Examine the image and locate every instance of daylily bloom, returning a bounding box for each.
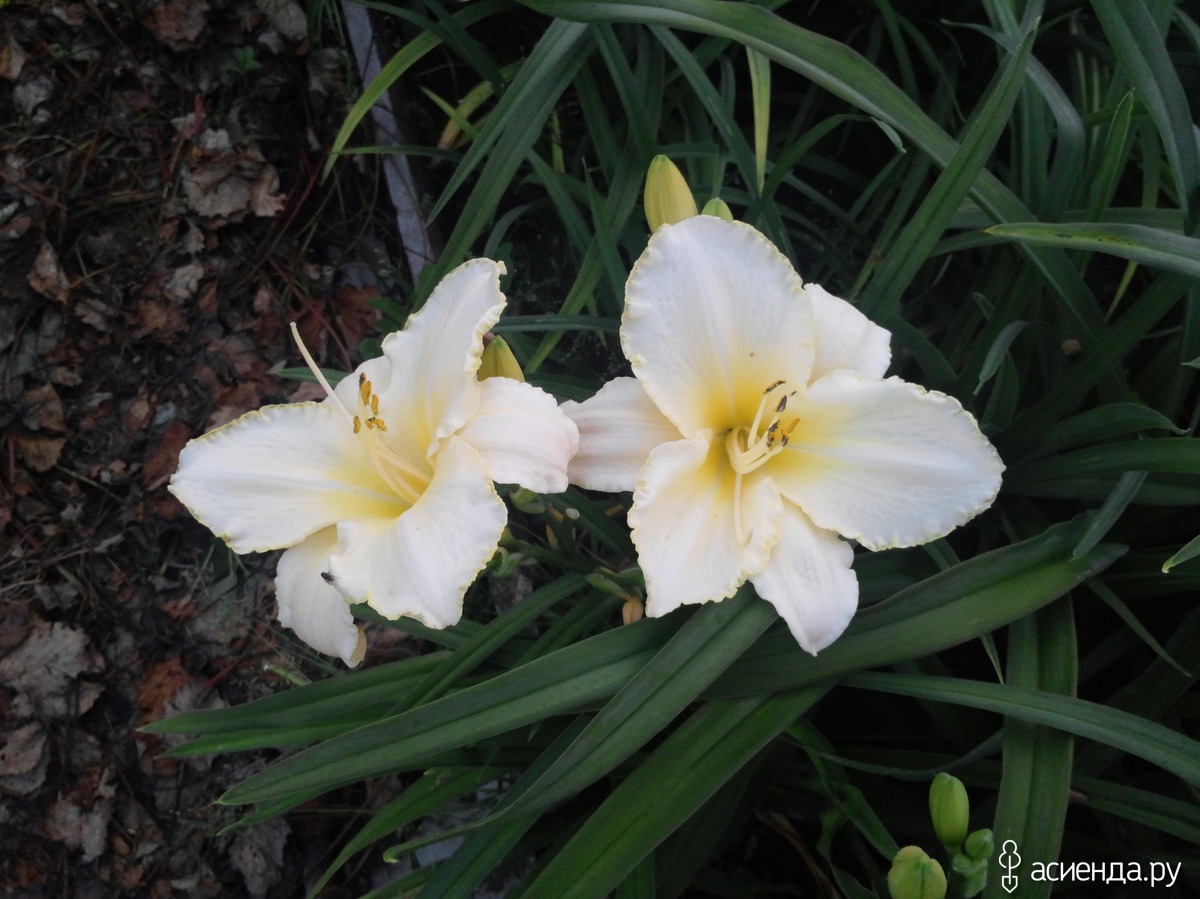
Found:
[563,216,1003,654]
[170,260,579,666]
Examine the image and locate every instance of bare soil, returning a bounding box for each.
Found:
[1,1,414,894]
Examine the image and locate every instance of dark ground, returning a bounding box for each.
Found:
[1,1,424,894]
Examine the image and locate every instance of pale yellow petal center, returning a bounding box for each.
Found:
[291,323,430,507]
[724,378,798,545]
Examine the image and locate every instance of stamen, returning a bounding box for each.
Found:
[728,379,801,546]
[290,322,425,506]
[291,323,355,426]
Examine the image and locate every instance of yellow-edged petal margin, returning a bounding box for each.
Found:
[621,217,816,437]
[772,372,1004,550]
[374,258,507,461]
[275,527,366,667]
[561,377,682,493]
[169,402,408,554]
[630,433,783,617]
[804,283,892,383]
[328,436,507,629]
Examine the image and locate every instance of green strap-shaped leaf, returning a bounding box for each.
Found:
[985,222,1200,279]
[987,599,1077,899]
[521,686,831,898]
[218,616,680,805]
[842,669,1200,788]
[517,0,1104,337]
[709,517,1124,697]
[859,17,1035,317]
[324,0,507,176]
[309,766,508,896]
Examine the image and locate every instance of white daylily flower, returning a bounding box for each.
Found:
[170,259,579,666]
[563,217,1003,655]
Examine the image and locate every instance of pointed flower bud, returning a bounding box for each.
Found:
[621,595,644,625]
[644,155,698,232]
[929,772,970,853]
[888,846,947,899]
[479,334,525,382]
[701,197,733,221]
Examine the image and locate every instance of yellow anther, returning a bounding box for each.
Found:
[373,417,387,432]
[371,394,379,415]
[353,416,362,434]
[359,376,372,406]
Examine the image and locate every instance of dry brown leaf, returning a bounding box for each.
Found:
[182,154,284,221]
[44,766,116,862]
[136,658,195,720]
[130,298,186,337]
[0,722,49,796]
[0,621,104,718]
[257,0,308,42]
[0,37,28,81]
[28,241,70,302]
[141,420,192,489]
[14,434,66,472]
[164,262,206,301]
[336,282,382,345]
[144,0,210,51]
[22,383,66,432]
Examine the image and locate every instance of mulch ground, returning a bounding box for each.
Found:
[1,1,421,894]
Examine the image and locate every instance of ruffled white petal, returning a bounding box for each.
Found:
[805,283,892,382]
[169,403,407,554]
[621,217,815,437]
[458,377,580,493]
[560,377,681,493]
[771,372,1004,550]
[750,503,857,655]
[374,259,507,460]
[327,436,506,628]
[630,434,782,617]
[275,527,366,667]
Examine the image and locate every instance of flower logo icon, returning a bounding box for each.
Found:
[999,839,1021,893]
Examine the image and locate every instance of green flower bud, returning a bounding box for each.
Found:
[478,334,524,382]
[888,846,947,899]
[952,852,989,898]
[644,155,698,232]
[700,197,734,221]
[962,828,993,861]
[929,772,969,852]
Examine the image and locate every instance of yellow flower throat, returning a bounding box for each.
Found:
[290,323,426,506]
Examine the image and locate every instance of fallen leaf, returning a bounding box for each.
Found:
[257,0,308,42]
[144,0,211,51]
[141,420,192,489]
[13,435,66,472]
[336,282,381,345]
[164,262,206,301]
[28,241,70,302]
[0,722,49,796]
[0,621,104,718]
[0,37,28,81]
[44,766,116,862]
[22,383,66,432]
[231,818,289,898]
[136,658,195,720]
